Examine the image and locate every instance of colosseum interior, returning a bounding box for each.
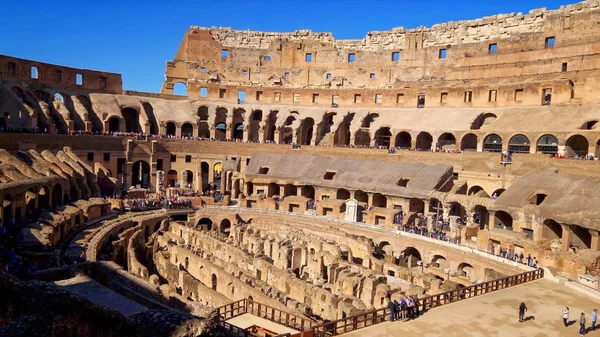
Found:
[2,1,600,336]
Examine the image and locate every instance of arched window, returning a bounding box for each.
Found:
[483,134,502,152]
[536,134,558,154]
[181,123,193,137]
[508,134,530,153]
[166,122,176,136]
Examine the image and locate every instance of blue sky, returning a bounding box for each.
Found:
[2,0,580,93]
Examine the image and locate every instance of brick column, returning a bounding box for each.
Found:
[561,224,572,252]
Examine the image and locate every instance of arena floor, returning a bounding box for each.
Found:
[344,279,600,337]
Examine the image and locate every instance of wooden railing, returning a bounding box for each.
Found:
[296,268,544,337]
[215,298,317,335]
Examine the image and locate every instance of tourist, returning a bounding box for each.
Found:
[563,307,570,327]
[388,299,396,321]
[518,302,528,322]
[399,297,407,320]
[406,297,414,319]
[533,257,538,268]
[580,312,587,336]
[592,309,598,331]
[393,299,400,321]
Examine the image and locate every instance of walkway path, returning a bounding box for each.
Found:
[344,279,600,337]
[226,313,299,335]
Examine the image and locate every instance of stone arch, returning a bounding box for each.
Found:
[315,112,336,145]
[448,202,466,217]
[409,198,425,213]
[336,188,350,200]
[165,122,176,136]
[581,120,599,130]
[372,193,387,208]
[437,133,457,148]
[220,219,231,234]
[173,82,187,96]
[492,189,505,198]
[468,185,486,196]
[470,113,497,130]
[461,133,478,151]
[542,219,562,240]
[108,116,120,133]
[268,183,280,197]
[198,122,210,138]
[474,205,490,229]
[249,110,263,142]
[483,134,502,152]
[494,210,513,229]
[354,190,368,204]
[281,115,296,144]
[167,170,178,187]
[394,132,412,149]
[374,127,392,148]
[572,225,592,249]
[430,255,447,269]
[52,184,63,206]
[297,118,315,145]
[196,218,213,230]
[181,123,194,137]
[565,134,589,156]
[264,110,278,142]
[283,184,297,197]
[211,273,217,290]
[121,107,142,133]
[132,160,151,188]
[197,106,209,121]
[233,123,244,140]
[141,102,159,135]
[508,134,530,153]
[416,132,433,150]
[301,185,315,200]
[38,186,50,209]
[457,262,474,278]
[361,113,379,128]
[354,130,371,147]
[333,113,354,146]
[401,247,422,267]
[215,107,228,140]
[536,134,559,154]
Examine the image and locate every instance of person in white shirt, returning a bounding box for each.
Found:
[563,307,570,327]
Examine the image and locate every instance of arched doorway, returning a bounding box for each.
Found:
[197,218,212,230]
[542,219,562,241]
[173,82,187,96]
[536,134,558,154]
[336,189,350,200]
[181,170,194,189]
[201,162,209,191]
[372,193,387,208]
[374,127,392,148]
[416,132,433,151]
[220,219,231,234]
[494,211,513,230]
[461,133,478,151]
[301,185,315,200]
[457,263,474,278]
[508,134,530,153]
[473,205,490,230]
[215,122,227,140]
[566,134,589,157]
[132,161,151,188]
[483,134,502,152]
[233,123,244,140]
[268,183,280,197]
[394,132,411,149]
[167,170,178,187]
[38,187,50,210]
[213,163,222,191]
[121,108,142,133]
[181,123,194,137]
[354,130,371,147]
[52,184,63,206]
[298,118,315,145]
[354,190,368,204]
[283,184,297,197]
[108,117,120,133]
[249,110,262,142]
[437,133,456,149]
[166,122,176,136]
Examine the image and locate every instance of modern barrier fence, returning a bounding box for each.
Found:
[216,268,543,337]
[215,298,317,336]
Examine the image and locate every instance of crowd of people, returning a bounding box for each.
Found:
[123,194,193,211]
[388,296,421,322]
[491,245,539,267]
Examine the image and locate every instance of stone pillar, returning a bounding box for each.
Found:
[258,128,265,142]
[561,224,572,252]
[410,138,416,150]
[588,142,596,157]
[85,121,93,132]
[242,130,249,142]
[273,130,280,144]
[209,127,215,140]
[176,124,182,138]
[310,129,318,146]
[125,162,133,190]
[590,229,600,251]
[208,163,214,184]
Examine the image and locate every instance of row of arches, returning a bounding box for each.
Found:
[2,183,65,223]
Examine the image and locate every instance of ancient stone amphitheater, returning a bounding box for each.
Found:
[2,1,600,336]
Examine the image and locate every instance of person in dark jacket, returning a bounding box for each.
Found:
[388,300,396,321]
[519,302,528,322]
[393,300,401,321]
